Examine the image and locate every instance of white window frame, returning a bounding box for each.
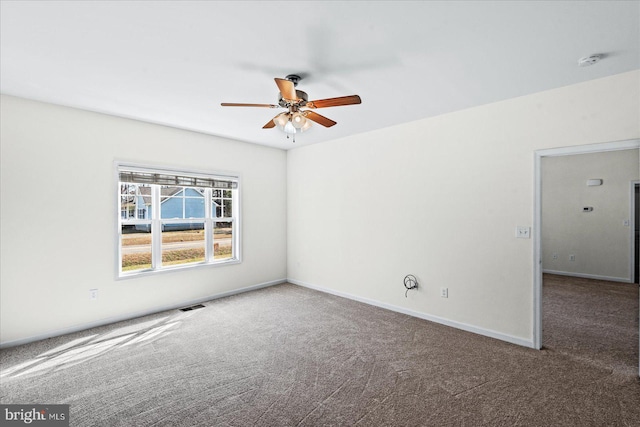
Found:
[116,162,241,279]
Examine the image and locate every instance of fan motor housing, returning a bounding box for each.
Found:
[278,90,308,108]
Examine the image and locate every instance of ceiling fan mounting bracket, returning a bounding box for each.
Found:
[285,74,301,87]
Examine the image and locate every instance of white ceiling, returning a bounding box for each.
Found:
[1,1,638,150]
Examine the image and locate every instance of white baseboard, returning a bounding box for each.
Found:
[543,269,632,283]
[0,278,286,349]
[288,278,535,349]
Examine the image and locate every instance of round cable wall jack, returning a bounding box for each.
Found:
[404,275,418,298]
[578,55,601,67]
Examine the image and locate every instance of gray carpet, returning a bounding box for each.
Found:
[1,278,639,426]
[543,274,639,378]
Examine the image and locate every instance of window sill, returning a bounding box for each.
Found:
[117,257,241,281]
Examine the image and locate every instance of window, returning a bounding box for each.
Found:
[118,165,240,277]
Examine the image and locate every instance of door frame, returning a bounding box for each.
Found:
[533,139,640,352]
[630,180,639,284]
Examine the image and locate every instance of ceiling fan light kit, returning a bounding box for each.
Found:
[221,74,361,143]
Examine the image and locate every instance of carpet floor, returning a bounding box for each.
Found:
[1,276,639,426]
[542,274,639,378]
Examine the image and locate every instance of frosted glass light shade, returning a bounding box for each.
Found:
[300,120,312,132]
[283,121,296,134]
[273,113,289,128]
[292,112,307,129]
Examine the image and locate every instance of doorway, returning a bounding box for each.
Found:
[533,139,640,377]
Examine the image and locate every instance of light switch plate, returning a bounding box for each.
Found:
[516,226,530,239]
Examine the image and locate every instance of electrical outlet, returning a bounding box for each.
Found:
[552,253,558,260]
[569,255,575,262]
[440,287,448,298]
[89,289,98,300]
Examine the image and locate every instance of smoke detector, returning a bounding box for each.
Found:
[578,55,601,67]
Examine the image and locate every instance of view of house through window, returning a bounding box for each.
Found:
[118,166,239,276]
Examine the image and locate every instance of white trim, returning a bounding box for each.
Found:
[0,278,286,349]
[151,184,161,269]
[533,139,640,352]
[289,279,535,349]
[542,270,632,283]
[630,180,639,284]
[533,152,543,349]
[205,188,213,262]
[115,163,122,280]
[535,139,640,157]
[117,255,241,281]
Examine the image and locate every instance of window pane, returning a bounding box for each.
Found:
[161,225,205,266]
[161,186,205,219]
[212,198,222,218]
[213,221,233,260]
[121,225,152,272]
[120,183,151,220]
[185,195,205,218]
[212,191,233,218]
[223,199,233,218]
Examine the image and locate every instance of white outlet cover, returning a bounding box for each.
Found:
[516,226,530,239]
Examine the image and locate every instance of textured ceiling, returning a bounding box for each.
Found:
[1,1,638,149]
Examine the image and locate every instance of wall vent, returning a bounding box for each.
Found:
[179,304,205,312]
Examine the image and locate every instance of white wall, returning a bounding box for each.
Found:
[287,71,640,346]
[2,71,639,348]
[542,149,639,282]
[0,95,287,346]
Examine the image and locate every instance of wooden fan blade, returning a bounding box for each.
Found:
[274,78,298,101]
[262,116,278,129]
[221,103,279,108]
[304,111,337,127]
[306,95,361,109]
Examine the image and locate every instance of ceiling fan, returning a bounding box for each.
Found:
[221,74,361,142]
